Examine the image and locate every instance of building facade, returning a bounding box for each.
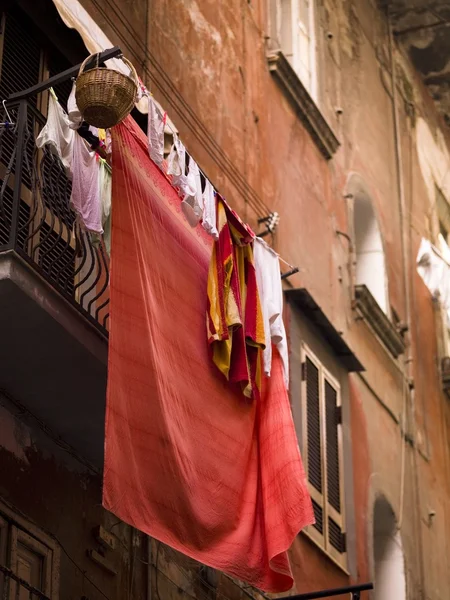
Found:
[0,0,449,598]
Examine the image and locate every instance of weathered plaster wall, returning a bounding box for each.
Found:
[2,0,450,597]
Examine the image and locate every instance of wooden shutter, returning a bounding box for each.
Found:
[301,345,346,566]
[306,356,322,493]
[0,8,77,296]
[302,351,325,545]
[47,52,72,111]
[0,10,43,103]
[324,377,346,560]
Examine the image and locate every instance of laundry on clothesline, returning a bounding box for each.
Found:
[33,69,312,592]
[254,237,289,389]
[36,89,74,176]
[206,195,265,400]
[417,236,450,324]
[104,117,314,592]
[147,94,166,168]
[36,88,110,236]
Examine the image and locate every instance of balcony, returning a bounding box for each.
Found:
[0,99,108,468]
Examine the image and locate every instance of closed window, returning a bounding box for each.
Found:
[301,344,347,566]
[0,507,58,599]
[277,0,317,99]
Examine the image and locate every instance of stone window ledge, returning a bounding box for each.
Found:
[267,50,340,160]
[354,285,406,359]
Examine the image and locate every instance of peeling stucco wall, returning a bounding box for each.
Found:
[1,0,450,598]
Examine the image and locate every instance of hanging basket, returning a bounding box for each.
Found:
[75,53,138,129]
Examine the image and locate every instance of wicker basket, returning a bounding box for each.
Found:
[75,54,138,129]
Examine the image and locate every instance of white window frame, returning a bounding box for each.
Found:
[300,343,347,569]
[277,0,318,100]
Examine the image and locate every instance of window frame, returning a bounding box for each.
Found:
[10,526,53,597]
[278,0,318,101]
[300,342,347,569]
[0,501,59,600]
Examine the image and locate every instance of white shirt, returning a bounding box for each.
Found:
[254,237,289,389]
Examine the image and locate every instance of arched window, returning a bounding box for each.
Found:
[347,174,389,315]
[373,497,406,600]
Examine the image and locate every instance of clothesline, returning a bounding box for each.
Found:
[142,88,300,279]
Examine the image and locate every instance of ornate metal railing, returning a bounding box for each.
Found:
[0,99,109,335]
[0,564,51,600]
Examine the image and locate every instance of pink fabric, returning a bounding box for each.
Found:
[103,117,314,592]
[70,134,102,233]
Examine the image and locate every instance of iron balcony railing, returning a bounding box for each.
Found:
[0,99,109,336]
[0,564,50,600]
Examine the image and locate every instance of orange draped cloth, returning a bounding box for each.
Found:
[103,117,314,592]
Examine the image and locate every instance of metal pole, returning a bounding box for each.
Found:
[278,582,373,600]
[7,46,122,102]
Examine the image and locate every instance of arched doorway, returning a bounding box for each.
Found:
[373,497,406,600]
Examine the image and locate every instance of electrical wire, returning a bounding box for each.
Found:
[59,539,111,600]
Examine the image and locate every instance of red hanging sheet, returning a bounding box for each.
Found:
[103,117,314,592]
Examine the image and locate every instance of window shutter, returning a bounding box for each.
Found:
[305,357,322,493]
[48,52,72,111]
[324,377,346,556]
[301,345,347,566]
[311,499,323,534]
[325,379,340,513]
[0,11,42,103]
[328,517,346,553]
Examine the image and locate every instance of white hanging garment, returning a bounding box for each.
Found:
[67,82,83,130]
[71,135,102,233]
[147,95,165,168]
[417,237,450,325]
[254,237,289,389]
[202,179,219,240]
[99,159,112,255]
[181,159,203,227]
[167,136,196,197]
[36,90,74,175]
